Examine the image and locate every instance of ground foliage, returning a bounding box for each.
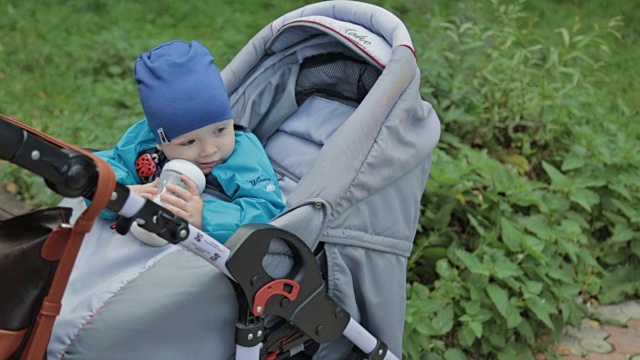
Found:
[0,0,638,358]
[402,0,640,358]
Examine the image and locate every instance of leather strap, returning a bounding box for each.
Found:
[0,114,116,360]
[0,329,27,359]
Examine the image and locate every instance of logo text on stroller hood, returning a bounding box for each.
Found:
[343,27,372,46]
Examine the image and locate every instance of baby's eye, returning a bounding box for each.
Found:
[179,139,196,146]
[215,127,227,134]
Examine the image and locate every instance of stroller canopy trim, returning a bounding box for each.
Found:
[268,16,393,69]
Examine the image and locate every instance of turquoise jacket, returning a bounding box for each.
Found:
[94,119,285,243]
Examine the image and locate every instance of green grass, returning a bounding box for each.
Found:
[1,0,636,151]
[0,0,316,146]
[522,0,639,117]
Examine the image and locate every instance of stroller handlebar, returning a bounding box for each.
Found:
[0,117,26,161]
[0,120,98,199]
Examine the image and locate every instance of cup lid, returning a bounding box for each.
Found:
[162,159,206,193]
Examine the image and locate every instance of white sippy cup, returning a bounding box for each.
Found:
[130,159,206,247]
[152,159,206,205]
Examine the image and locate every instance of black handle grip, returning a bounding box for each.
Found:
[0,120,27,161]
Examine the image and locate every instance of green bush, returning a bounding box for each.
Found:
[405,0,639,358]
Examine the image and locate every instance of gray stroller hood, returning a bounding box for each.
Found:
[47,2,440,359]
[223,1,441,357]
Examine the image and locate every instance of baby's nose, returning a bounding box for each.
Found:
[200,141,217,156]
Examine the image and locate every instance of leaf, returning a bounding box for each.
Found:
[559,240,580,263]
[599,265,640,303]
[525,297,556,329]
[436,259,457,280]
[541,192,572,213]
[566,299,585,327]
[559,283,582,298]
[600,248,629,266]
[417,298,448,317]
[561,148,587,171]
[431,200,456,229]
[486,283,521,328]
[572,178,607,189]
[547,267,574,284]
[487,283,509,318]
[460,41,486,51]
[499,153,530,174]
[432,303,454,335]
[569,188,600,212]
[608,183,632,200]
[631,239,640,259]
[564,211,590,229]
[559,218,584,236]
[407,282,430,300]
[521,235,547,262]
[555,27,571,47]
[467,214,486,237]
[457,323,477,348]
[463,300,481,315]
[611,198,640,223]
[524,281,543,295]
[542,161,569,189]
[492,258,524,279]
[516,320,535,345]
[468,321,483,339]
[454,250,490,276]
[603,211,628,226]
[500,217,523,251]
[506,305,523,329]
[578,248,601,268]
[415,319,442,337]
[523,215,553,240]
[444,348,468,360]
[498,343,535,360]
[610,223,634,243]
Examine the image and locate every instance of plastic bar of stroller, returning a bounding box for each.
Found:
[344,318,398,360]
[235,345,262,359]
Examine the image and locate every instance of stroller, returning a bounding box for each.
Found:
[0,1,440,359]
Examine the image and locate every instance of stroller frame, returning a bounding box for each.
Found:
[0,115,397,359]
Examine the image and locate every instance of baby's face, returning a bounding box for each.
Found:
[157,119,235,174]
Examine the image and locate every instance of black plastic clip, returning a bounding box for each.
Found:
[235,319,265,348]
[365,339,388,360]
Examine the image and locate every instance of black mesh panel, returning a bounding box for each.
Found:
[295,53,382,108]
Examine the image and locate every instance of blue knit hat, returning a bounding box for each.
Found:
[134,40,233,144]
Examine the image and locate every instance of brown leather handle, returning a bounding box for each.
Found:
[0,113,117,360]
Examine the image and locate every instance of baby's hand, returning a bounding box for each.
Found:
[127,179,159,200]
[161,175,204,230]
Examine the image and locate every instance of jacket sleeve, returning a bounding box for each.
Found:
[92,119,157,220]
[202,132,285,243]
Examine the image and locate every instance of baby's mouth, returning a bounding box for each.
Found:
[197,161,218,169]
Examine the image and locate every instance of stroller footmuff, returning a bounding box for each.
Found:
[42,1,440,359]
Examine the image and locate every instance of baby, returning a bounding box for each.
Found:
[95,40,285,243]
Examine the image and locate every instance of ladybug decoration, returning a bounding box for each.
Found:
[135,153,158,180]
